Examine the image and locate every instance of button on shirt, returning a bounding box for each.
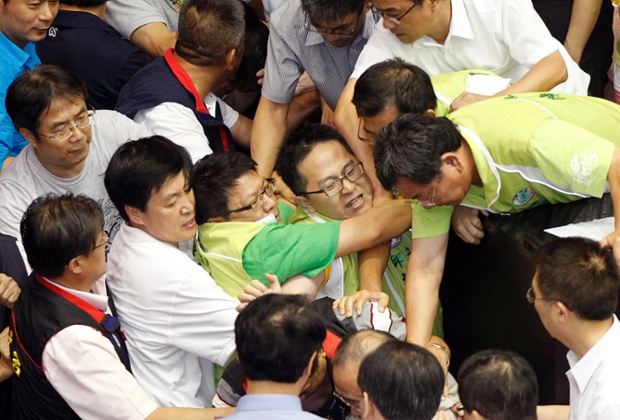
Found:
[262,0,376,110]
[566,315,620,419]
[0,34,40,164]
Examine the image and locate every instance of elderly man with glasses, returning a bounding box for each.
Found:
[0,65,147,262]
[251,0,377,181]
[192,150,412,300]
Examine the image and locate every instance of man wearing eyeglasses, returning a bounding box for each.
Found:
[251,0,376,181]
[333,0,590,196]
[193,151,412,301]
[532,237,620,420]
[0,65,148,262]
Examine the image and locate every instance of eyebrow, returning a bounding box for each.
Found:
[48,107,87,131]
[316,160,356,185]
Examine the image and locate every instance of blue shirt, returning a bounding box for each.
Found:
[0,33,40,164]
[226,394,323,419]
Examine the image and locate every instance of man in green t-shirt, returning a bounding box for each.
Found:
[373,94,620,348]
[192,152,411,301]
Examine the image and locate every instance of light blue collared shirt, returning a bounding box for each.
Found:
[226,394,324,419]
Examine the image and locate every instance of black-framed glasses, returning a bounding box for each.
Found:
[357,118,375,145]
[301,162,364,197]
[304,3,365,36]
[418,183,437,207]
[372,1,417,25]
[38,109,95,142]
[332,390,352,408]
[229,178,276,214]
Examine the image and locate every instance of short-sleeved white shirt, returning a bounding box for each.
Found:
[106,224,238,407]
[352,0,589,95]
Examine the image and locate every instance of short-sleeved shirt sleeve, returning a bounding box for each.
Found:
[410,203,454,239]
[243,221,341,285]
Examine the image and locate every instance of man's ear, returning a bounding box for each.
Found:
[298,197,316,214]
[362,391,380,419]
[19,128,38,147]
[423,108,436,118]
[441,152,464,173]
[363,0,372,12]
[225,48,239,72]
[66,256,84,275]
[125,206,144,227]
[468,409,488,420]
[302,350,319,379]
[554,301,573,324]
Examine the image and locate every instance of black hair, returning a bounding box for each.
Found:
[59,0,106,6]
[353,58,437,117]
[358,341,444,420]
[176,0,245,67]
[276,123,352,196]
[458,349,538,420]
[104,136,194,223]
[235,294,326,383]
[6,65,88,137]
[193,152,257,223]
[374,114,462,190]
[21,193,104,279]
[301,0,366,25]
[535,237,620,320]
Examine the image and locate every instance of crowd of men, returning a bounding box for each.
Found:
[0,0,619,418]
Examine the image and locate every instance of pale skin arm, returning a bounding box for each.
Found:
[406,233,449,346]
[450,50,568,111]
[564,0,603,64]
[536,405,570,420]
[251,96,289,178]
[229,114,253,149]
[601,148,620,247]
[336,199,411,258]
[0,273,20,309]
[334,78,391,202]
[0,327,12,382]
[146,407,235,419]
[130,22,177,58]
[358,242,390,293]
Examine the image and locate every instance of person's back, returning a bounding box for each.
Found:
[37,0,151,109]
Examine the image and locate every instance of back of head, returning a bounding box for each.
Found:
[301,0,366,24]
[358,341,444,420]
[333,330,396,371]
[374,114,462,191]
[193,152,257,223]
[353,58,437,118]
[104,136,193,223]
[59,0,106,6]
[234,294,326,383]
[458,349,538,420]
[535,237,620,320]
[6,65,88,136]
[276,123,351,196]
[176,0,245,66]
[21,193,104,279]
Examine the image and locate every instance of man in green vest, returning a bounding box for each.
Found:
[373,92,620,350]
[192,151,412,300]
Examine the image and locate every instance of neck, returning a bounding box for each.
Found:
[459,140,481,186]
[52,275,93,293]
[172,51,227,99]
[59,4,106,19]
[429,0,451,44]
[564,317,614,360]
[36,154,85,179]
[245,379,305,397]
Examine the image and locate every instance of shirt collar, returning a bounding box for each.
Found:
[304,10,376,47]
[51,9,108,29]
[236,394,304,412]
[40,276,109,312]
[566,315,620,394]
[0,31,40,69]
[446,0,474,41]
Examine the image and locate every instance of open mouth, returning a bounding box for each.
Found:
[346,194,364,208]
[183,218,196,228]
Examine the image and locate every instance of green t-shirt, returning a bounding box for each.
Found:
[412,93,620,239]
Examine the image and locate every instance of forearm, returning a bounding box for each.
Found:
[495,51,568,95]
[606,148,620,244]
[147,407,235,420]
[406,235,448,345]
[251,96,289,178]
[337,199,411,257]
[130,23,177,58]
[1,156,14,173]
[358,242,390,293]
[536,405,570,420]
[564,0,603,63]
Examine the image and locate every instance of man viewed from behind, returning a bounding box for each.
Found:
[533,237,620,419]
[457,349,538,420]
[226,293,326,419]
[357,341,444,420]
